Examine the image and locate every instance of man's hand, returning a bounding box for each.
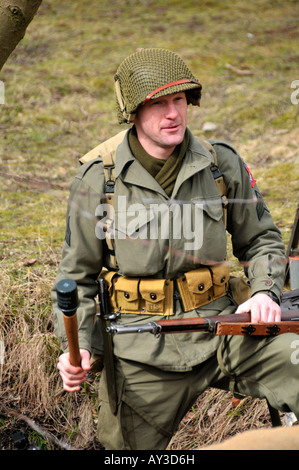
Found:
[57,349,91,392]
[235,293,281,323]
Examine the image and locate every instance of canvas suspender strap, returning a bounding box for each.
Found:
[203,139,228,229]
[80,132,228,268]
[80,131,127,269]
[101,149,118,269]
[79,130,127,165]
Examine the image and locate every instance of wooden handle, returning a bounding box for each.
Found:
[56,279,81,367]
[63,313,81,367]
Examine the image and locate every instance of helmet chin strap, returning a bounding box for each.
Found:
[114,78,136,123]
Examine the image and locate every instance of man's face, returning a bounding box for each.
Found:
[133,92,188,159]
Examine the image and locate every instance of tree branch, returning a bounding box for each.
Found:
[0,0,42,71]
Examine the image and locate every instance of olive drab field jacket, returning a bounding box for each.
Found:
[52,128,286,371]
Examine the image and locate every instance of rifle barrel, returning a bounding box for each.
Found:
[107,321,163,335]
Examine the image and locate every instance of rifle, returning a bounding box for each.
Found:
[107,309,299,338]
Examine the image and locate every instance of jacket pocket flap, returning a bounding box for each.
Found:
[211,264,230,285]
[115,206,155,238]
[185,268,213,294]
[114,276,140,301]
[139,279,166,303]
[192,197,223,222]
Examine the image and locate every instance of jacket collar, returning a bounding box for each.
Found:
[115,128,213,198]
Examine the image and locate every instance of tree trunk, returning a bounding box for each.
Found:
[0,0,42,71]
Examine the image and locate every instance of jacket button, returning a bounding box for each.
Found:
[150,293,157,300]
[124,292,130,299]
[198,283,205,291]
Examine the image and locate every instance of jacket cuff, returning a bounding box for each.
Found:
[251,290,281,305]
[250,276,282,303]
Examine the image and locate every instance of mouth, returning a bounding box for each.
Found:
[161,124,181,132]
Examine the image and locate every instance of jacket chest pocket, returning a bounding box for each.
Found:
[114,202,165,276]
[189,196,227,259]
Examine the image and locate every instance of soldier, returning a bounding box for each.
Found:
[52,48,299,450]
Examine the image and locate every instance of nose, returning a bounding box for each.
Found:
[165,102,179,119]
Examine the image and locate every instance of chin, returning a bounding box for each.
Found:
[165,135,184,147]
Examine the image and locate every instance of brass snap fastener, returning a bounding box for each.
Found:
[150,293,157,300]
[124,292,130,299]
[198,283,204,291]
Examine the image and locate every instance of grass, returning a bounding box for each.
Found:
[0,0,298,450]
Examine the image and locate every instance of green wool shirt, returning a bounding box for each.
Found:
[128,126,189,197]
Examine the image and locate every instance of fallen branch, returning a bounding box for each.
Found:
[226,63,253,75]
[0,403,77,450]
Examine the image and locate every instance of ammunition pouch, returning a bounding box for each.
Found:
[228,276,251,305]
[101,264,230,315]
[177,264,230,312]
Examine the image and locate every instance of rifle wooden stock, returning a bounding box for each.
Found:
[155,309,299,336]
[216,321,299,336]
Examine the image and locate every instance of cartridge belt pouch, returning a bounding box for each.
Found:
[176,264,230,312]
[101,264,230,315]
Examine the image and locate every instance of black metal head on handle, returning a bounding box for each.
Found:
[56,279,79,316]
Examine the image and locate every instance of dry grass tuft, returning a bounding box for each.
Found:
[169,389,273,450]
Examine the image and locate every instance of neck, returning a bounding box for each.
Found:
[137,136,175,160]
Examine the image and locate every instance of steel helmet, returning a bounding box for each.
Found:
[114,48,202,124]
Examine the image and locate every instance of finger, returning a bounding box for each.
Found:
[58,367,86,392]
[57,359,85,378]
[80,350,91,371]
[273,305,281,322]
[63,381,81,393]
[235,299,251,314]
[275,309,281,322]
[250,301,261,323]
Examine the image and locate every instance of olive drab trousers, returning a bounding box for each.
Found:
[97,332,299,450]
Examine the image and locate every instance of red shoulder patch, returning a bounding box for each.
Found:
[244,162,256,188]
